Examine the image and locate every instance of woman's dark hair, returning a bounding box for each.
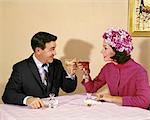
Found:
[111,47,131,64]
[31,32,57,51]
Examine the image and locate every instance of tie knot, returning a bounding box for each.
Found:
[42,64,48,67]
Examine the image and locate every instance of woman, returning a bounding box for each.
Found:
[81,28,150,109]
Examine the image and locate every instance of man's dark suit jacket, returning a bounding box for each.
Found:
[2,55,77,105]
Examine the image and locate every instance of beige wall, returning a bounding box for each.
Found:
[0,0,150,103]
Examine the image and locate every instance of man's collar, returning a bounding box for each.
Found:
[32,54,43,68]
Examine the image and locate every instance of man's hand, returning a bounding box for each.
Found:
[26,97,44,109]
[66,61,78,76]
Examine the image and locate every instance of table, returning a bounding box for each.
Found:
[0,94,150,120]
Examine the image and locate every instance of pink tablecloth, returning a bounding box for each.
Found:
[0,94,150,120]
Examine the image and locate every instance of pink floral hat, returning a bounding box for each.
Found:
[102,28,133,54]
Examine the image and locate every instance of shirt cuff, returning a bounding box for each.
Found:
[66,73,76,80]
[23,96,32,105]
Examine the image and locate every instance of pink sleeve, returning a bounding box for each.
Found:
[82,67,106,93]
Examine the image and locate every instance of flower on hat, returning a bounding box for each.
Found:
[102,28,133,54]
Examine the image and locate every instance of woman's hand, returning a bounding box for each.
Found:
[96,93,113,102]
[95,92,123,105]
[78,62,91,83]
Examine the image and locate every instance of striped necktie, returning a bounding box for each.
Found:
[42,64,48,85]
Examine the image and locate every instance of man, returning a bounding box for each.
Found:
[2,32,77,109]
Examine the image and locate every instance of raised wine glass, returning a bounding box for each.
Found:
[64,58,77,78]
[78,60,90,80]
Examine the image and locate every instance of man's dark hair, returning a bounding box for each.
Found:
[31,32,57,51]
[111,47,131,64]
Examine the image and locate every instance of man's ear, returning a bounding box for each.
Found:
[35,47,42,55]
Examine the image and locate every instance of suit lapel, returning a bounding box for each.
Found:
[47,63,54,93]
[27,55,46,91]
